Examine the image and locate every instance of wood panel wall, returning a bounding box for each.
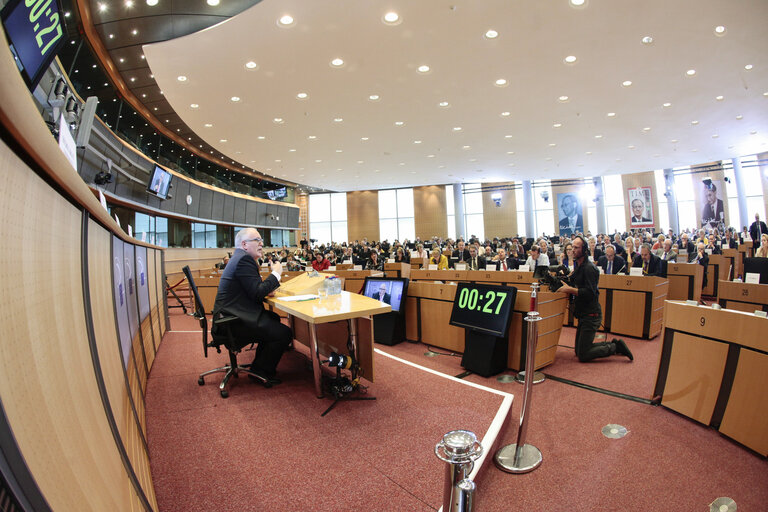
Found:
[414,185,448,240]
[621,171,659,230]
[347,190,380,241]
[482,182,518,238]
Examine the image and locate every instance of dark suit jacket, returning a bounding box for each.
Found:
[490,257,518,271]
[213,248,280,331]
[631,216,652,223]
[750,221,768,242]
[632,253,665,277]
[597,255,626,275]
[452,248,471,261]
[466,256,486,271]
[590,248,604,261]
[677,240,695,255]
[701,199,725,225]
[373,292,391,304]
[559,214,584,236]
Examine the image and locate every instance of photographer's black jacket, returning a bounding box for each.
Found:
[570,259,601,318]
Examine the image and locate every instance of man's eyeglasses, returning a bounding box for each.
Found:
[244,238,263,244]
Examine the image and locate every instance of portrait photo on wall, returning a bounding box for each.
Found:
[557,193,584,236]
[700,179,726,229]
[628,187,653,228]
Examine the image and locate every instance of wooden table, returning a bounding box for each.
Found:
[322,270,384,293]
[717,280,768,313]
[384,262,411,279]
[655,301,768,455]
[410,268,536,286]
[721,248,740,281]
[268,291,390,398]
[597,275,668,339]
[666,263,703,302]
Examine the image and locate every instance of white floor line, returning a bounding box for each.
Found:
[374,348,514,502]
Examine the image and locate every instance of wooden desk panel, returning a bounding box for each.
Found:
[721,248,738,280]
[717,280,768,314]
[420,299,466,353]
[384,262,411,279]
[410,269,469,282]
[718,349,768,456]
[666,263,703,301]
[599,275,668,339]
[611,290,647,337]
[703,254,730,297]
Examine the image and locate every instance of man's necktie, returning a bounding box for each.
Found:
[472,258,477,270]
[643,262,648,274]
[607,261,612,274]
[502,261,507,271]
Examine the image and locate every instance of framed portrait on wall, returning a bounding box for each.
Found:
[701,180,725,230]
[628,187,653,228]
[557,193,584,236]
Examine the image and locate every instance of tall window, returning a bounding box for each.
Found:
[309,192,348,244]
[673,169,696,232]
[191,223,217,248]
[378,188,415,241]
[515,185,526,236]
[445,185,456,240]
[739,156,766,227]
[463,184,485,241]
[603,175,626,234]
[653,170,670,233]
[532,181,553,237]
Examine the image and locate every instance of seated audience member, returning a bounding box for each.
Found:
[657,239,678,262]
[705,237,722,255]
[756,233,768,258]
[624,238,639,271]
[559,242,575,273]
[633,243,665,276]
[215,256,230,270]
[723,229,738,249]
[428,247,449,270]
[612,234,627,258]
[484,243,496,259]
[694,228,708,246]
[588,237,604,262]
[508,239,526,260]
[690,242,710,288]
[491,247,518,271]
[524,245,549,270]
[212,228,291,385]
[539,239,556,263]
[285,254,302,271]
[393,246,410,263]
[366,249,384,271]
[677,233,695,255]
[453,240,471,262]
[467,246,486,270]
[597,244,626,275]
[325,251,338,266]
[414,243,429,259]
[651,234,665,251]
[312,252,331,272]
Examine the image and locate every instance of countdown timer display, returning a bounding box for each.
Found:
[2,0,67,90]
[449,282,517,337]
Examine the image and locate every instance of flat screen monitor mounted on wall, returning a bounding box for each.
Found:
[147,165,172,200]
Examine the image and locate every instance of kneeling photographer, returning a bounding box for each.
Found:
[555,236,633,363]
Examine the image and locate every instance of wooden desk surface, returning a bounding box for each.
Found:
[268,291,391,324]
[718,280,768,313]
[666,263,703,301]
[598,273,668,292]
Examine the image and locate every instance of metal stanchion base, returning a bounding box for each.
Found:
[515,371,545,384]
[494,443,542,473]
[496,374,517,383]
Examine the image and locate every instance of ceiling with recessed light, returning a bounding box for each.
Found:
[139,0,768,192]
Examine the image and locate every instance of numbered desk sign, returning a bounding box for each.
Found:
[428,264,438,270]
[387,258,395,263]
[518,264,530,272]
[745,273,761,284]
[629,267,643,276]
[353,265,363,271]
[455,263,467,270]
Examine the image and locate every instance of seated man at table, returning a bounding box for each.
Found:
[633,244,665,277]
[452,240,471,263]
[677,233,696,256]
[690,242,710,288]
[657,239,678,262]
[491,247,518,271]
[524,245,549,270]
[467,245,486,271]
[213,228,292,386]
[597,244,626,275]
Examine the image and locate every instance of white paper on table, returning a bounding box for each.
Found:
[745,273,761,284]
[428,264,438,270]
[629,267,643,276]
[353,265,363,270]
[518,264,530,272]
[387,258,395,263]
[277,294,319,301]
[328,266,336,271]
[455,263,467,270]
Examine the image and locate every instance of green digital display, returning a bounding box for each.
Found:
[449,282,516,337]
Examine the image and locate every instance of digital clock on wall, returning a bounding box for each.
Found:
[2,0,67,90]
[449,282,517,338]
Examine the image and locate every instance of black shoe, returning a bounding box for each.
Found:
[248,369,282,386]
[613,339,633,361]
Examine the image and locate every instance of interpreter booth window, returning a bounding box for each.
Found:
[532,181,553,237]
[192,223,217,248]
[378,188,415,242]
[737,156,767,226]
[445,185,456,240]
[309,193,348,245]
[673,170,697,232]
[653,170,670,233]
[602,175,626,235]
[515,185,526,236]
[463,184,485,241]
[134,212,168,247]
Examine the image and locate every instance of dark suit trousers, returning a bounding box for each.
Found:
[229,310,292,377]
[574,311,614,362]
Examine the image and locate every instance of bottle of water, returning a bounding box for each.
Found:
[334,276,342,294]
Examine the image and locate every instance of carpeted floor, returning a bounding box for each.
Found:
[148,310,768,511]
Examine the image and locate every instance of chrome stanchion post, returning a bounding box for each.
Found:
[435,430,482,512]
[494,283,543,473]
[516,281,545,384]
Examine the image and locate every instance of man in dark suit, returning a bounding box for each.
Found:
[558,194,584,236]
[452,240,471,262]
[677,233,696,256]
[213,228,292,385]
[701,184,725,228]
[634,244,665,277]
[491,247,518,271]
[690,242,710,288]
[597,244,626,275]
[467,246,486,271]
[750,213,768,242]
[372,283,391,305]
[657,239,678,262]
[630,198,652,223]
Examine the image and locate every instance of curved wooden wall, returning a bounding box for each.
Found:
[0,26,163,512]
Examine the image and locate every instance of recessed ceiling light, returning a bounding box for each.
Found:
[288,149,296,152]
[452,126,462,131]
[108,33,114,39]
[716,95,724,101]
[383,12,400,24]
[714,25,726,36]
[500,111,511,117]
[643,127,651,132]
[132,29,138,35]
[463,145,471,149]
[98,2,107,11]
[207,0,220,5]
[686,69,696,76]
[414,140,422,144]
[336,149,343,153]
[495,78,508,86]
[315,160,322,163]
[395,121,404,126]
[361,137,369,141]
[764,91,768,97]
[736,115,743,120]
[585,151,592,155]
[278,14,294,26]
[607,112,616,117]
[140,55,145,60]
[641,36,653,45]
[333,118,343,123]
[427,154,436,158]
[245,61,258,70]
[744,64,753,70]
[558,95,569,102]
[507,151,514,155]
[545,157,553,161]
[628,145,636,150]
[357,160,364,164]
[130,77,135,82]
[569,0,586,7]
[190,103,199,109]
[691,120,699,125]
[662,102,672,108]
[368,94,380,101]
[670,139,678,143]
[219,139,227,143]
[594,134,603,139]
[119,58,124,63]
[204,123,213,128]
[438,101,450,108]
[417,65,430,73]
[273,117,284,124]
[258,136,265,140]
[146,0,158,5]
[296,92,308,99]
[308,135,317,139]
[504,135,513,139]
[177,75,187,81]
[548,143,556,147]
[485,29,499,39]
[621,80,632,87]
[330,58,344,67]
[711,134,719,139]
[553,123,562,128]
[564,55,577,64]
[231,96,241,102]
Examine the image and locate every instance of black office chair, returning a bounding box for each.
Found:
[182,266,269,398]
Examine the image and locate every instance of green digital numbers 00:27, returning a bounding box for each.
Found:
[457,287,507,315]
